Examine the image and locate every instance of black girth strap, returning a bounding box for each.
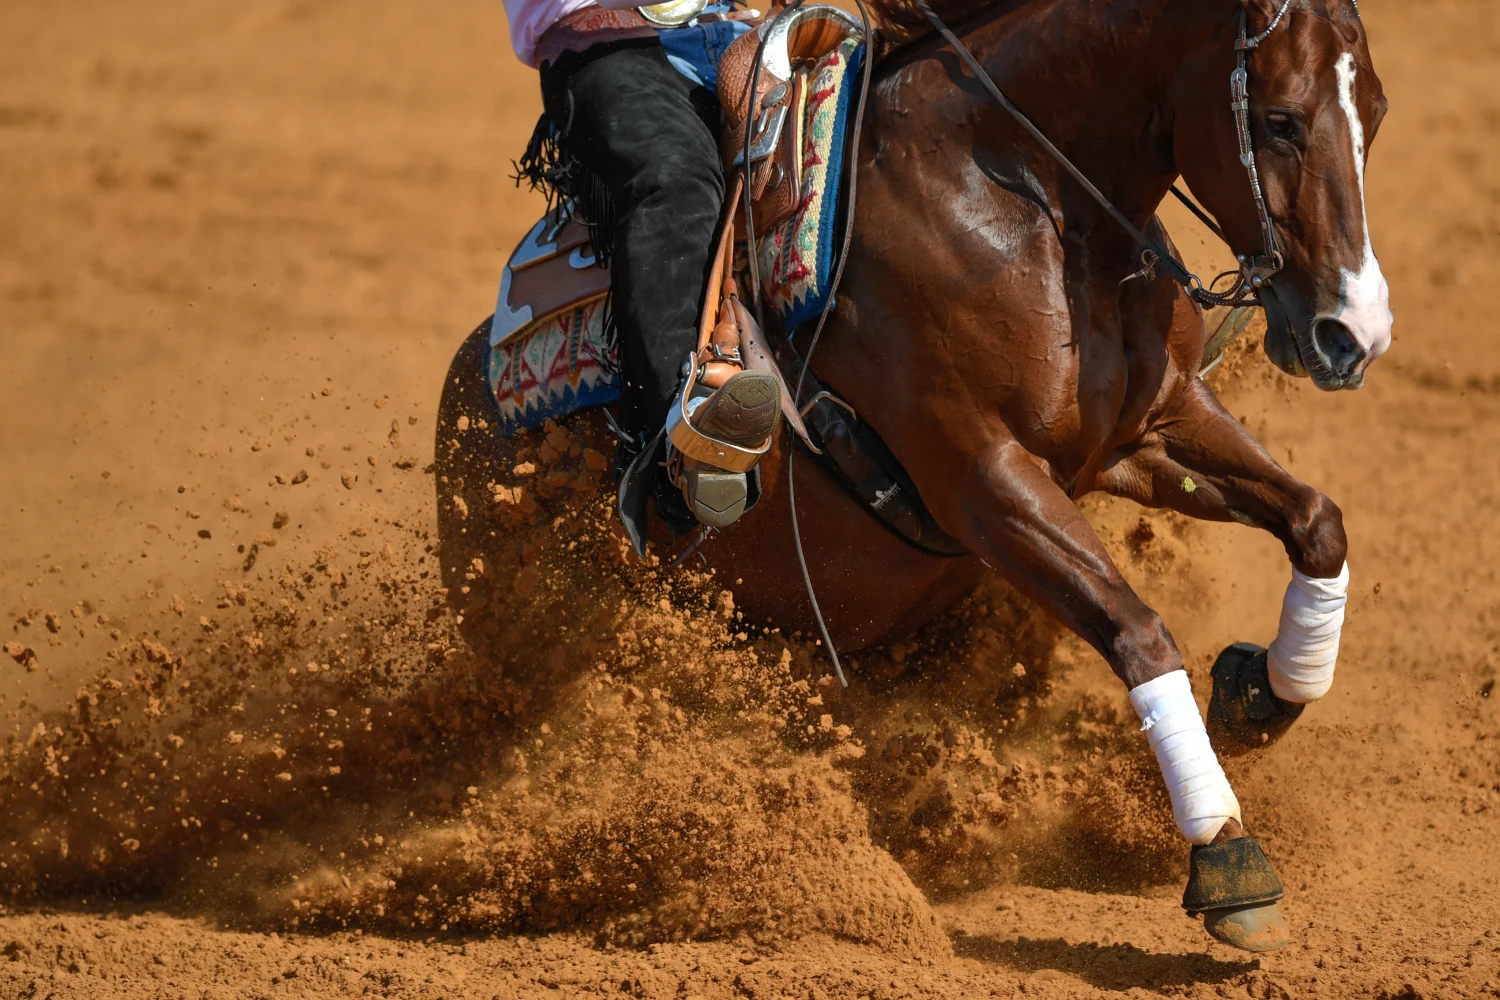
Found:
[778,341,970,558]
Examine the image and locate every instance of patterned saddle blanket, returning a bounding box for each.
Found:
[486,34,863,435]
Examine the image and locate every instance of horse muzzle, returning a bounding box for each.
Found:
[1262,285,1387,392]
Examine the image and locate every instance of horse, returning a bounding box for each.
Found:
[436,0,1390,953]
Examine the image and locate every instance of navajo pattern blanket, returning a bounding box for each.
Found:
[487,297,619,434]
[486,38,861,435]
[755,37,863,331]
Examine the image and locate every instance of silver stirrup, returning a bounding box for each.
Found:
[664,353,772,474]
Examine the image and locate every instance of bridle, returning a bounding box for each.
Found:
[1230,0,1294,295]
[913,0,1310,312]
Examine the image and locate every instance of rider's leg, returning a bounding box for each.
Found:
[541,39,726,441]
[1093,373,1349,710]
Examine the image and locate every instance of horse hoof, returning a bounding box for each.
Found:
[1183,834,1287,952]
[1201,901,1290,953]
[1207,642,1304,756]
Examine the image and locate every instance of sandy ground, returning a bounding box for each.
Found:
[2,0,1499,997]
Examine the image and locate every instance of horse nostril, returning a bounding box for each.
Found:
[1311,318,1366,381]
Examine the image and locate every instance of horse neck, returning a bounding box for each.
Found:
[963,0,1230,231]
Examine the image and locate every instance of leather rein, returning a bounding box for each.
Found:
[912,0,1302,311]
[740,0,878,688]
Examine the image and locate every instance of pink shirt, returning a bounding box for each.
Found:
[503,0,643,67]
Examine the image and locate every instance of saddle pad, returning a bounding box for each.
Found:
[486,34,862,437]
[486,297,620,434]
[755,37,864,331]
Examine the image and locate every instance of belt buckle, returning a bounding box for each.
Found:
[639,0,710,26]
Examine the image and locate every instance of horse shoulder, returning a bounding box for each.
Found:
[1110,273,1209,450]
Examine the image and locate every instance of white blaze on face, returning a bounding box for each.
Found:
[1328,52,1393,363]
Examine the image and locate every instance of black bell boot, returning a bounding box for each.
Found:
[1207,642,1306,756]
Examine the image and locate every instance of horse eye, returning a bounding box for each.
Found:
[1265,111,1301,143]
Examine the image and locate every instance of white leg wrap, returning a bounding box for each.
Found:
[1129,670,1241,845]
[1266,561,1349,704]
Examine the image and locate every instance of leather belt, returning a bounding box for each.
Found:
[536,8,657,68]
[536,4,758,68]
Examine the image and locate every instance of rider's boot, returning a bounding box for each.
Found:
[667,366,780,528]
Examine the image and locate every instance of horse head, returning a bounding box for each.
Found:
[1174,0,1392,390]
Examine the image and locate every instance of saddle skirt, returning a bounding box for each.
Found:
[487,6,863,435]
[486,211,618,434]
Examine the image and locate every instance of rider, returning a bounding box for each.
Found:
[506,0,782,538]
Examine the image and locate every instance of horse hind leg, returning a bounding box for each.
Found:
[433,315,523,652]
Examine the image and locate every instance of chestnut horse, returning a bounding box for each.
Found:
[438,0,1390,952]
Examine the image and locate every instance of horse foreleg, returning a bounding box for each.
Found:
[946,439,1287,951]
[1096,377,1351,753]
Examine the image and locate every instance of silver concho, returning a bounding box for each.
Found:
[637,0,710,27]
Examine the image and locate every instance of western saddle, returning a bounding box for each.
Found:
[664,5,864,526]
[492,5,870,534]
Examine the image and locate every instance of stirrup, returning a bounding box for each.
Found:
[665,354,774,473]
[665,354,778,529]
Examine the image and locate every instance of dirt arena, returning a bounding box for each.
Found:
[2,0,1498,997]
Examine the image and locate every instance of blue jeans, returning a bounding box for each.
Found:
[657,3,751,92]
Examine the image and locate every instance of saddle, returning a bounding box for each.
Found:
[716,6,865,235]
[487,6,969,557]
[488,6,863,424]
[488,4,863,439]
[662,5,867,525]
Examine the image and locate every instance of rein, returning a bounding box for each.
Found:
[742,0,878,687]
[911,0,1298,311]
